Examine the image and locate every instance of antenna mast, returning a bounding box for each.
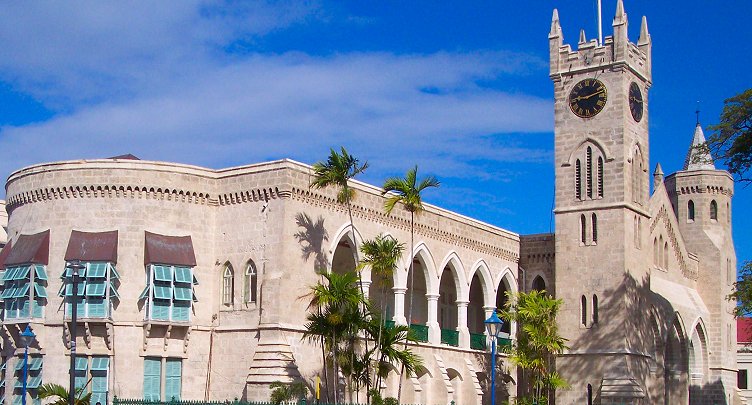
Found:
[597,0,603,45]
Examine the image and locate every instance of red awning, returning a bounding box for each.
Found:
[5,230,50,266]
[739,317,752,343]
[0,241,12,269]
[64,230,119,263]
[144,231,196,266]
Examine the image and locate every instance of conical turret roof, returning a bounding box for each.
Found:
[683,123,715,171]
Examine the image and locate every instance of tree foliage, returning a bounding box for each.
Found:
[729,261,752,318]
[38,383,92,405]
[269,381,309,405]
[705,88,752,182]
[500,290,568,404]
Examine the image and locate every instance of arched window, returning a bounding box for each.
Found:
[727,202,731,223]
[592,295,599,324]
[688,200,695,221]
[597,157,604,198]
[587,384,593,405]
[532,276,546,292]
[653,237,658,266]
[637,217,642,249]
[222,265,234,306]
[244,261,258,304]
[658,235,664,268]
[663,242,669,269]
[591,213,598,244]
[575,159,582,200]
[581,295,588,326]
[710,200,718,221]
[586,147,593,199]
[580,214,587,245]
[632,148,643,204]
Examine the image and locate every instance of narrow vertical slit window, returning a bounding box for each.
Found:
[587,384,593,405]
[597,156,604,198]
[688,200,695,221]
[653,237,658,266]
[575,159,582,200]
[245,261,258,304]
[580,214,587,245]
[586,147,593,199]
[222,265,233,306]
[592,295,599,324]
[581,295,587,326]
[710,200,718,221]
[663,242,669,269]
[592,214,598,244]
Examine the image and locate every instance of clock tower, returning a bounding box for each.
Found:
[550,1,653,404]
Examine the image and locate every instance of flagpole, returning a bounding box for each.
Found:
[597,0,603,45]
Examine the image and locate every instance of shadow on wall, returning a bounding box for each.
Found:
[295,213,330,272]
[476,350,514,405]
[556,272,730,405]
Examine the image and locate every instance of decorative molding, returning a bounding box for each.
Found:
[649,207,695,280]
[290,187,519,263]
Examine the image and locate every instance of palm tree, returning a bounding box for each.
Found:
[38,383,91,405]
[358,235,405,386]
[304,271,366,404]
[500,290,568,404]
[363,314,424,394]
[382,165,439,401]
[311,147,370,397]
[269,381,309,405]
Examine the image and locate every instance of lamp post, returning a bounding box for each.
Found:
[67,260,85,405]
[484,312,503,405]
[20,325,36,405]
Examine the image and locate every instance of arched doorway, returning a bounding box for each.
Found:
[532,275,546,292]
[405,256,429,341]
[439,265,459,346]
[664,317,688,405]
[331,236,357,275]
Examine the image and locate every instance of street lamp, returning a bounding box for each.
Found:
[20,325,36,405]
[66,260,85,405]
[484,311,503,405]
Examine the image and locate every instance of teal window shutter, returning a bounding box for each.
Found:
[13,284,29,299]
[32,300,43,318]
[87,298,106,318]
[171,302,189,322]
[74,357,88,390]
[173,286,191,301]
[153,266,172,282]
[87,263,107,278]
[164,359,181,401]
[33,266,47,281]
[143,358,161,401]
[138,286,149,301]
[109,264,120,280]
[86,281,106,297]
[91,356,109,405]
[13,266,30,280]
[153,284,172,300]
[152,300,170,321]
[109,282,120,300]
[18,299,29,318]
[173,267,191,283]
[33,283,46,299]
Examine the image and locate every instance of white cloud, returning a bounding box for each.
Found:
[0,1,553,193]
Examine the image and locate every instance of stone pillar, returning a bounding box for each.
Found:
[359,280,371,302]
[456,300,470,348]
[393,287,407,324]
[426,293,440,344]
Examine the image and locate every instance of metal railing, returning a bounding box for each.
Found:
[469,332,486,350]
[409,324,429,343]
[440,328,459,347]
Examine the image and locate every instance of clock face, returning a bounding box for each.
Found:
[629,82,644,122]
[569,79,607,118]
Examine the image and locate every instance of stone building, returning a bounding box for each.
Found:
[0,2,741,405]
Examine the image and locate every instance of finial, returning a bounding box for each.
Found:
[638,16,650,45]
[695,101,701,126]
[653,163,664,190]
[613,0,626,25]
[579,29,587,44]
[550,9,562,38]
[654,163,663,176]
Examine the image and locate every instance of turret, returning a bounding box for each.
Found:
[653,163,664,190]
[548,9,564,76]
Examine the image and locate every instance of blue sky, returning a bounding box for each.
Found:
[0,1,749,265]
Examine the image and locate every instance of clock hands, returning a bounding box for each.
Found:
[571,89,605,102]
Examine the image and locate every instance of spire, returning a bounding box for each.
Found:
[683,123,716,171]
[549,9,562,39]
[613,0,626,25]
[579,29,587,45]
[653,163,664,190]
[638,16,650,45]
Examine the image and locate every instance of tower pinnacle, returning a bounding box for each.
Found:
[683,123,716,171]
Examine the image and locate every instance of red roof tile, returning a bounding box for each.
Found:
[738,317,752,343]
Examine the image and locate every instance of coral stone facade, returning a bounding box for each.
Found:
[0,2,742,405]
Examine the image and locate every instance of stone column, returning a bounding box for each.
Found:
[457,300,470,348]
[426,293,440,344]
[358,280,371,302]
[393,287,407,324]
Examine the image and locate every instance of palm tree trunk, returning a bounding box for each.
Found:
[332,331,339,405]
[321,340,330,403]
[346,190,372,404]
[397,212,415,404]
[374,284,387,394]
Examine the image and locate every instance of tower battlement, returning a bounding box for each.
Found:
[549,0,651,84]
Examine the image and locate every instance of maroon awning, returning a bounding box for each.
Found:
[0,241,12,269]
[144,231,196,266]
[64,230,119,263]
[5,230,50,266]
